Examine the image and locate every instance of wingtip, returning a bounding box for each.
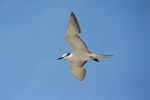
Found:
[71,12,75,16]
[67,12,81,34]
[70,66,86,81]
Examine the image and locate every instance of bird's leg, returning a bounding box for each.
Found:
[89,56,99,62]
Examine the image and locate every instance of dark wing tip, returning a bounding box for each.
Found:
[69,12,81,33]
[71,12,74,16]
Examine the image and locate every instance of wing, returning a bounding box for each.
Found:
[65,12,89,54]
[69,61,87,81]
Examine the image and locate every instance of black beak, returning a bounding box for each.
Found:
[57,57,63,60]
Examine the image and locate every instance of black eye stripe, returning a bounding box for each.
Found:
[66,53,70,56]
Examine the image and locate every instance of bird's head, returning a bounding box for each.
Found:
[57,53,71,60]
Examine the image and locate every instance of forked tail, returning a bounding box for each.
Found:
[99,54,113,58]
[91,53,113,59]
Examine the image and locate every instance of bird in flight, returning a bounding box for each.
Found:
[57,12,112,81]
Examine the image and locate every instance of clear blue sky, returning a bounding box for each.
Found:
[0,0,150,100]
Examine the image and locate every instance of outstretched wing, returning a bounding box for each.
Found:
[69,61,87,81]
[65,12,89,54]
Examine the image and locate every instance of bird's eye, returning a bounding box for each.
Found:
[67,53,70,56]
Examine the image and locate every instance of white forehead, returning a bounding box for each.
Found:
[62,54,68,57]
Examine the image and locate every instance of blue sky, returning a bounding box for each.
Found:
[0,0,150,100]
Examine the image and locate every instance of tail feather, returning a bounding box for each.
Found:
[99,54,113,58]
[91,53,113,58]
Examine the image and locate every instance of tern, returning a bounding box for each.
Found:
[57,12,112,81]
